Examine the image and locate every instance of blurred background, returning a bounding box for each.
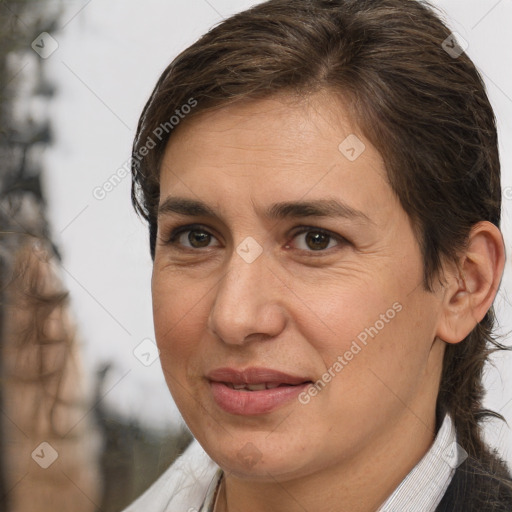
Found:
[0,0,511,510]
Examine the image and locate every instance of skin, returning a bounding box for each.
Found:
[151,92,505,512]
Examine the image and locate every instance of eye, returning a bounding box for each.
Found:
[288,228,342,252]
[165,225,220,249]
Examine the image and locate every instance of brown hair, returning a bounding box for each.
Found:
[131,0,509,467]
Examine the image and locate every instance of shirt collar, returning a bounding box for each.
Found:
[378,413,460,512]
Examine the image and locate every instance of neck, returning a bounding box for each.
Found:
[215,408,437,512]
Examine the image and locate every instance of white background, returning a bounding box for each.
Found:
[18,0,512,464]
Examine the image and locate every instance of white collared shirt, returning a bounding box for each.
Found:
[124,414,460,512]
[378,413,460,512]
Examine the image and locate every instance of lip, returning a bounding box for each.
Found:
[207,367,309,385]
[207,367,312,415]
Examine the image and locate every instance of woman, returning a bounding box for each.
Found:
[125,0,512,510]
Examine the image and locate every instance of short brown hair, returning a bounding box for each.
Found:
[131,0,507,461]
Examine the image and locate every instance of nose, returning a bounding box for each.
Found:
[207,248,287,345]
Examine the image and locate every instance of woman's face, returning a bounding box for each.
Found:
[152,93,446,481]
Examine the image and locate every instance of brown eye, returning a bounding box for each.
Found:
[305,231,331,250]
[186,230,212,248]
[291,229,340,252]
[167,226,220,249]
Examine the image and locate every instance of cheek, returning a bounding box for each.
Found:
[291,274,400,358]
[151,272,211,370]
[320,293,437,419]
[292,263,432,397]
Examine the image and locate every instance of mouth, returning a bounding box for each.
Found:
[223,382,301,391]
[207,367,313,415]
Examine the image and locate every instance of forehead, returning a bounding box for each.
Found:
[164,92,366,163]
[159,93,395,220]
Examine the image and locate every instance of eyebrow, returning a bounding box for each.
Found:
[158,197,372,224]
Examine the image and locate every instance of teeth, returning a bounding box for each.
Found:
[246,383,266,391]
[226,383,279,391]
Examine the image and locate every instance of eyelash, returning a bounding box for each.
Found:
[162,223,348,254]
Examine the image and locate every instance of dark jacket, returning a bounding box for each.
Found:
[436,452,512,511]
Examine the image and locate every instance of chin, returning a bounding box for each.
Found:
[195,428,317,481]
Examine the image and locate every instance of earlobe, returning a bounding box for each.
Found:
[436,221,505,345]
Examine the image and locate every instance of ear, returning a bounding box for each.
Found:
[436,221,505,344]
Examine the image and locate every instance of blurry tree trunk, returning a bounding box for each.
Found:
[0,196,101,512]
[1,2,101,509]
